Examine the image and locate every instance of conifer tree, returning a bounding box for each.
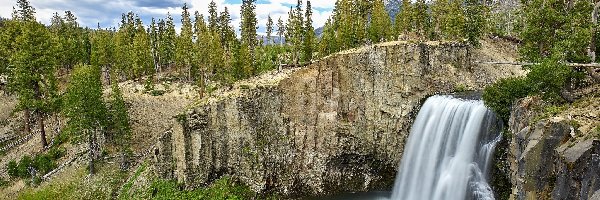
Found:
[277,17,285,45]
[368,0,392,43]
[107,82,131,171]
[219,7,236,50]
[177,3,194,80]
[464,0,486,46]
[63,64,106,174]
[240,0,258,50]
[160,13,176,70]
[10,9,58,148]
[208,0,219,33]
[193,11,208,97]
[413,0,431,39]
[240,0,258,76]
[266,15,274,45]
[15,0,35,21]
[149,18,159,74]
[90,26,114,83]
[394,0,413,39]
[302,1,315,62]
[132,16,153,79]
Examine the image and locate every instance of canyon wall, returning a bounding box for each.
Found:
[153,40,523,196]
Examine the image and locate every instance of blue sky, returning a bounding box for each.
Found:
[0,0,335,34]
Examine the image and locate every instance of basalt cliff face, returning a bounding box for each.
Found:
[508,89,600,200]
[153,40,523,196]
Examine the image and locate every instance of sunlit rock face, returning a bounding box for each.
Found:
[508,96,600,200]
[153,40,522,197]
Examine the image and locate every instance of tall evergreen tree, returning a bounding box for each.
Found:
[107,82,131,171]
[132,16,153,79]
[266,15,274,45]
[193,11,208,97]
[464,0,486,46]
[277,17,285,45]
[63,64,106,174]
[394,0,413,39]
[208,0,219,33]
[413,0,431,39]
[10,9,58,148]
[240,0,258,50]
[177,3,194,80]
[302,1,315,62]
[218,7,236,50]
[368,0,393,43]
[160,13,176,70]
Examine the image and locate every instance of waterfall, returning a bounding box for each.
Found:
[390,95,501,200]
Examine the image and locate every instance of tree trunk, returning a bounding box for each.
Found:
[24,109,30,134]
[37,111,47,148]
[199,70,205,99]
[88,130,95,175]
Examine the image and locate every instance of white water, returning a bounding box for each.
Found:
[390,95,501,200]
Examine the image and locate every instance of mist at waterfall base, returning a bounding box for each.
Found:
[326,95,502,200]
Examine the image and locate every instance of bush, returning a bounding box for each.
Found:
[483,58,578,123]
[17,156,33,178]
[526,59,571,102]
[7,160,18,178]
[483,76,531,123]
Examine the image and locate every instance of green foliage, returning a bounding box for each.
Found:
[526,59,571,102]
[520,0,593,62]
[118,162,146,199]
[63,64,107,139]
[7,160,18,178]
[484,58,575,123]
[107,82,132,168]
[464,0,486,47]
[7,149,63,180]
[368,0,392,43]
[483,76,530,123]
[394,0,413,38]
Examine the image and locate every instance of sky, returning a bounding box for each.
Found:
[0,0,335,35]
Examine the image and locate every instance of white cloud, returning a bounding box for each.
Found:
[0,0,333,34]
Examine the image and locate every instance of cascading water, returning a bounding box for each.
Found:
[390,95,502,200]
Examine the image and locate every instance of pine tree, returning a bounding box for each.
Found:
[15,0,35,21]
[413,0,431,40]
[219,7,236,50]
[11,18,58,148]
[394,0,413,39]
[240,0,258,76]
[240,0,258,50]
[193,11,208,97]
[277,17,285,45]
[368,0,393,43]
[132,16,153,79]
[90,26,114,83]
[302,1,315,62]
[266,15,274,45]
[149,18,159,75]
[160,13,176,70]
[63,64,107,174]
[177,3,194,80]
[107,82,131,171]
[319,18,338,56]
[208,0,219,33]
[464,0,486,46]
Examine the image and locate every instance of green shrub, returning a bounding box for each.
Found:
[48,147,66,160]
[150,90,165,96]
[17,156,33,178]
[483,76,531,123]
[33,154,57,175]
[7,160,18,178]
[526,59,571,102]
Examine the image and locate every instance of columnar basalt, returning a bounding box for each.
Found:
[154,40,523,196]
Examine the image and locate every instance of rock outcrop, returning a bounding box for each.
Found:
[153,40,523,196]
[508,91,600,200]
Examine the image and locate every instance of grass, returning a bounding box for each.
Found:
[118,162,147,199]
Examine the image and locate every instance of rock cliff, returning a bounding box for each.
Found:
[153,40,523,196]
[508,88,600,200]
